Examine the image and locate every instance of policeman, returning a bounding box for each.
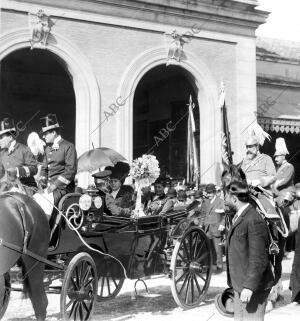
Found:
[39,114,77,206]
[273,137,295,206]
[241,135,276,189]
[0,117,37,194]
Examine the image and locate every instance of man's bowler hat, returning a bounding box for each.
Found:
[205,183,216,193]
[40,114,62,134]
[0,118,16,137]
[214,287,234,317]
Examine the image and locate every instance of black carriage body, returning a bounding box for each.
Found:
[49,193,188,280]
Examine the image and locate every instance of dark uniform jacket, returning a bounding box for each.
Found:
[203,196,225,237]
[0,141,37,187]
[105,184,134,217]
[40,137,77,204]
[226,204,274,293]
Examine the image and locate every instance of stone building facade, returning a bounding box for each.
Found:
[0,0,268,186]
[256,37,300,183]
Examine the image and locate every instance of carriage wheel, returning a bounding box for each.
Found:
[170,226,212,309]
[0,273,11,319]
[97,275,124,302]
[60,253,98,321]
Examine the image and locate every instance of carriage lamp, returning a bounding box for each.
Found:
[93,196,102,209]
[79,194,92,211]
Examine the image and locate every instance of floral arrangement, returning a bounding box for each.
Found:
[129,154,160,187]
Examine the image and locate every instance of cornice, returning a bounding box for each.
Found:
[2,0,269,37]
[257,76,300,88]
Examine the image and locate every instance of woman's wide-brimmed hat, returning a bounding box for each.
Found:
[0,118,16,137]
[105,162,130,183]
[214,287,234,318]
[40,114,62,134]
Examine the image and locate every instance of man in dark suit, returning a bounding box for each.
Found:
[0,117,37,194]
[39,114,77,206]
[203,183,225,272]
[225,181,274,320]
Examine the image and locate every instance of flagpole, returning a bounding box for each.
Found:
[220,81,233,166]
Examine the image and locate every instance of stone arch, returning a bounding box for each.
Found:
[117,47,219,183]
[0,28,101,186]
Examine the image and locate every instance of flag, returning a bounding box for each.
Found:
[187,95,199,185]
[220,82,233,166]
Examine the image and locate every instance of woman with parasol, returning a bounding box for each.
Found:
[105,162,135,217]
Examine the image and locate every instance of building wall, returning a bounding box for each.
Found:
[0,0,267,185]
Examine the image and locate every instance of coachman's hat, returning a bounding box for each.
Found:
[214,287,234,317]
[92,169,112,179]
[0,118,16,137]
[40,114,62,134]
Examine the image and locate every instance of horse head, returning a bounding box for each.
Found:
[221,162,247,193]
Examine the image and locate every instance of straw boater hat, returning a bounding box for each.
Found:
[40,114,62,134]
[274,137,289,156]
[245,121,270,146]
[0,118,16,137]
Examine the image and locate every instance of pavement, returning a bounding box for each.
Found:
[3,252,300,320]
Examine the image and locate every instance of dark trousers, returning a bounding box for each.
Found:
[207,229,223,268]
[234,289,270,321]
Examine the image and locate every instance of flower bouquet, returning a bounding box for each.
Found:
[130,155,160,217]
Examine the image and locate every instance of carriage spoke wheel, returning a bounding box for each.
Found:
[61,253,97,321]
[0,273,11,319]
[170,227,212,309]
[97,274,124,302]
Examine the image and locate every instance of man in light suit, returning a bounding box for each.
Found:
[203,183,225,272]
[225,181,274,321]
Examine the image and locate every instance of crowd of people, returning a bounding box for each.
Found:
[1,114,300,321]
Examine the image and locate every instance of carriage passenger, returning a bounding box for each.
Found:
[159,187,178,215]
[145,177,168,215]
[0,117,37,195]
[105,162,135,217]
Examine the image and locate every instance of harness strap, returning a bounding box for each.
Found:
[0,238,63,270]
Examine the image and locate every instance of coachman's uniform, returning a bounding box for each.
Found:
[40,137,77,205]
[0,141,37,187]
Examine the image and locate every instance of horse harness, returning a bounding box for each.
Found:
[0,193,62,270]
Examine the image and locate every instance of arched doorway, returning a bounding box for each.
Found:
[133,65,199,180]
[0,48,75,144]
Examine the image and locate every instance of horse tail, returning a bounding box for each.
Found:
[21,262,30,299]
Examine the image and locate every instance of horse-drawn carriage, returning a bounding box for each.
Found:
[0,187,213,321]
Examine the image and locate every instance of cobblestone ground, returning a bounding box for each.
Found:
[3,253,299,321]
